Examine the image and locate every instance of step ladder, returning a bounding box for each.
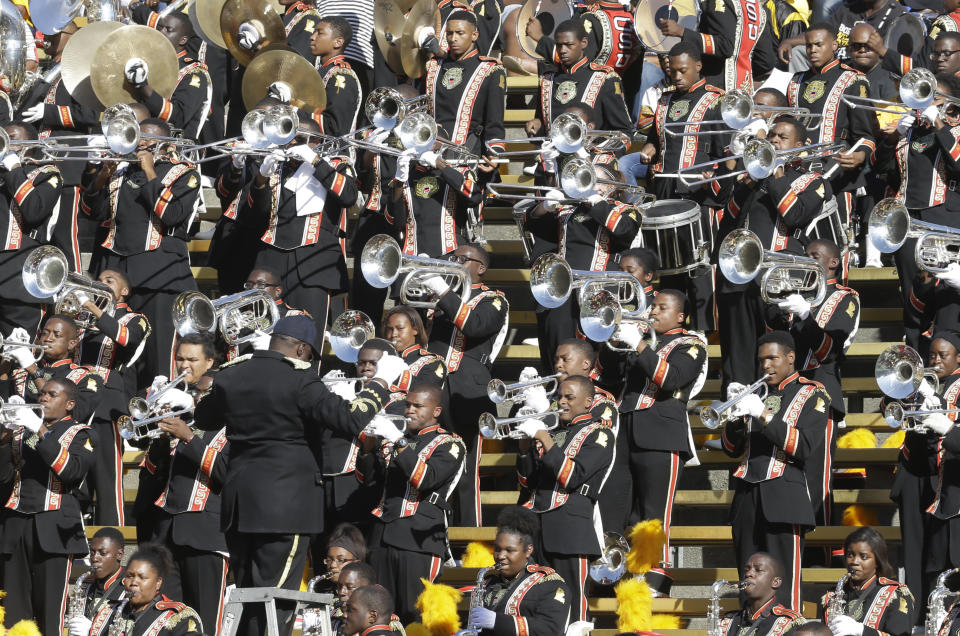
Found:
[219,587,336,636]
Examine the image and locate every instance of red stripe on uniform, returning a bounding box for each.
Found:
[558,457,576,487]
[702,34,715,55]
[662,452,680,565]
[783,426,799,455]
[330,172,345,196]
[778,190,798,216]
[159,99,173,121]
[453,302,472,329]
[814,334,833,360]
[604,208,622,232]
[410,460,428,488]
[59,106,73,128]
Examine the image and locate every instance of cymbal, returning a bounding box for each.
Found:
[220,0,286,67]
[516,0,574,59]
[242,48,326,113]
[633,0,697,53]
[399,0,436,79]
[194,0,229,47]
[61,20,123,109]
[90,24,179,107]
[374,0,408,75]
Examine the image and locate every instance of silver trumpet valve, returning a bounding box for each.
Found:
[486,373,561,404]
[477,408,562,440]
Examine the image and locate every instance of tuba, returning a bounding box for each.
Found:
[699,375,771,429]
[21,246,115,329]
[360,235,471,309]
[589,532,630,584]
[868,198,960,274]
[927,568,960,636]
[718,229,827,306]
[329,310,375,363]
[708,580,747,636]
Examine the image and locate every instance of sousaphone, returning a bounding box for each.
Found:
[220,0,285,66]
[90,24,178,107]
[633,0,699,53]
[241,48,326,113]
[516,0,574,59]
[61,20,123,109]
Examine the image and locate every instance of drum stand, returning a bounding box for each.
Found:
[219,587,335,636]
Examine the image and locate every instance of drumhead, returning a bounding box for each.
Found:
[633,0,698,53]
[884,12,925,58]
[516,0,575,59]
[639,199,701,229]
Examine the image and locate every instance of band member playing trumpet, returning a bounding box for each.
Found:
[358,382,467,623]
[0,122,62,336]
[718,553,806,636]
[599,289,708,552]
[84,118,201,385]
[426,243,508,527]
[721,330,831,610]
[383,306,447,389]
[466,506,572,636]
[309,17,362,136]
[818,527,916,636]
[67,526,128,636]
[516,374,614,622]
[0,378,95,634]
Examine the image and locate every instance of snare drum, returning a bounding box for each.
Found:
[639,199,710,275]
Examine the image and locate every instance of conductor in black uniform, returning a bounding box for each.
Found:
[193,314,408,636]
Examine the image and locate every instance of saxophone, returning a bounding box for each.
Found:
[454,567,493,636]
[825,573,850,623]
[68,572,91,620]
[707,580,747,636]
[108,593,131,636]
[927,568,960,636]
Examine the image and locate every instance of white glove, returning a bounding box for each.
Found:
[324,371,358,400]
[150,375,169,394]
[520,384,551,413]
[368,127,390,145]
[829,615,865,636]
[518,366,541,383]
[731,392,766,419]
[267,81,292,104]
[896,113,916,135]
[259,150,285,177]
[13,400,43,434]
[250,330,271,351]
[6,327,29,345]
[614,322,643,350]
[777,293,811,320]
[422,275,449,296]
[420,150,440,168]
[540,140,559,174]
[231,143,248,169]
[0,152,20,171]
[373,354,409,386]
[516,418,547,439]
[587,193,604,206]
[237,22,260,50]
[68,615,92,636]
[5,343,36,369]
[287,144,318,165]
[936,262,960,290]
[921,104,940,126]
[469,607,497,630]
[575,147,590,159]
[925,412,955,436]
[368,414,404,443]
[394,149,416,183]
[922,392,943,411]
[416,25,436,48]
[541,189,564,212]
[21,103,44,123]
[123,58,149,87]
[73,290,91,307]
[155,387,194,411]
[918,378,937,399]
[726,382,747,401]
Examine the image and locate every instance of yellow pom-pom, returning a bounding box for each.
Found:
[882,429,905,449]
[6,620,41,636]
[842,504,878,527]
[415,579,462,636]
[626,519,665,575]
[405,623,432,636]
[615,576,653,633]
[462,542,495,568]
[837,428,877,449]
[651,614,682,630]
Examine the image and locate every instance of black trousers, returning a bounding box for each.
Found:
[349,212,393,328]
[162,543,229,636]
[925,515,960,595]
[660,269,715,332]
[368,543,443,625]
[894,235,924,352]
[597,426,631,534]
[440,381,488,527]
[209,218,261,296]
[894,470,936,610]
[0,515,72,635]
[253,247,334,350]
[626,444,683,564]
[542,552,590,622]
[225,531,311,636]
[52,185,83,273]
[126,287,182,388]
[535,298,579,371]
[717,289,765,393]
[731,482,805,611]
[88,417,124,525]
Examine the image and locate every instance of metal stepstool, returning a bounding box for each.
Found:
[219,587,336,636]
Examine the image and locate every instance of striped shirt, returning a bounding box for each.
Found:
[316,0,376,67]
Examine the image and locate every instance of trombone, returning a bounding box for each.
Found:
[867,198,960,274]
[360,234,471,309]
[485,112,630,157]
[842,68,937,114]
[486,373,561,404]
[477,408,562,440]
[329,310,375,363]
[718,229,827,306]
[662,89,821,136]
[486,159,656,206]
[699,374,772,429]
[21,246,115,329]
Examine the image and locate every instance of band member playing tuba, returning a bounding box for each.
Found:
[717,553,806,636]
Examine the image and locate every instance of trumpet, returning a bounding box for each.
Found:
[360,235,471,309]
[718,229,827,306]
[322,371,368,393]
[486,112,629,157]
[868,198,960,274]
[329,310,375,362]
[0,340,49,366]
[477,408,562,440]
[362,413,410,437]
[487,373,561,404]
[874,343,941,399]
[0,397,45,429]
[117,407,196,441]
[128,371,190,421]
[883,401,960,432]
[21,246,115,329]
[842,68,937,114]
[365,87,430,130]
[698,374,771,429]
[663,89,821,137]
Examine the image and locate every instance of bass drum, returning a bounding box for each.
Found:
[884,12,925,58]
[639,199,710,275]
[633,0,698,53]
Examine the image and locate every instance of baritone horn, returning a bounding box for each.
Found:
[718,229,827,306]
[589,532,630,584]
[21,246,115,328]
[172,291,217,337]
[360,235,471,309]
[365,87,430,130]
[477,408,562,440]
[698,374,772,429]
[486,373,561,404]
[329,310,374,362]
[214,290,281,346]
[868,198,960,274]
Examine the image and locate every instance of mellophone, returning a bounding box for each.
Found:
[874,344,960,433]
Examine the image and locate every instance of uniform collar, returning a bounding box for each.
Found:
[49,358,74,368]
[450,48,479,62]
[401,344,421,357]
[99,567,124,590]
[778,372,800,390]
[361,626,393,636]
[116,302,129,309]
[416,424,442,436]
[688,78,706,92]
[564,56,589,73]
[854,575,878,591]
[826,278,837,285]
[643,284,654,294]
[814,59,840,74]
[663,327,684,335]
[322,55,346,68]
[746,596,777,622]
[284,1,309,14]
[470,282,486,290]
[570,412,593,426]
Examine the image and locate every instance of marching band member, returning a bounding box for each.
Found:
[819,527,916,636]
[334,561,377,636]
[718,553,807,636]
[316,522,365,592]
[426,242,509,527]
[383,306,448,388]
[84,118,201,385]
[0,378,95,634]
[467,506,572,636]
[193,315,406,636]
[279,0,322,65]
[359,382,467,623]
[226,267,310,360]
[96,544,204,635]
[516,374,614,622]
[67,526,128,636]
[930,33,960,78]
[309,17,362,136]
[74,270,151,526]
[0,121,61,336]
[341,585,396,636]
[617,247,659,311]
[525,0,638,75]
[721,330,831,610]
[599,289,708,554]
[126,12,212,142]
